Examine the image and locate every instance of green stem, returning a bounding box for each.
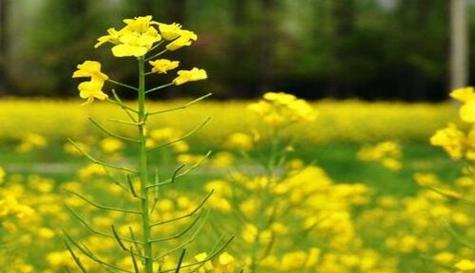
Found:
[137,56,154,273]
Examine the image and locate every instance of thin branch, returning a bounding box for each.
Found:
[89,118,140,143]
[126,175,139,198]
[153,214,208,261]
[64,240,89,273]
[174,249,187,273]
[149,211,204,243]
[148,93,212,116]
[128,226,144,256]
[160,236,235,273]
[65,206,144,245]
[145,82,174,94]
[68,138,137,174]
[108,119,143,127]
[103,168,131,194]
[147,40,165,56]
[64,190,141,214]
[64,231,133,273]
[108,79,138,91]
[130,246,141,273]
[146,151,212,190]
[109,89,138,123]
[147,118,211,152]
[111,225,128,251]
[151,190,214,227]
[111,225,149,260]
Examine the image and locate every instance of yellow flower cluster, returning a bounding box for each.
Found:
[95,16,163,57]
[72,16,207,103]
[357,141,402,170]
[16,133,47,153]
[72,60,109,103]
[431,87,475,161]
[248,92,317,127]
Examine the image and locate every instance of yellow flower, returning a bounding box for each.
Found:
[225,132,254,151]
[451,86,475,102]
[96,16,161,57]
[95,28,122,48]
[166,30,198,51]
[460,100,475,123]
[249,92,317,127]
[100,137,124,154]
[149,59,179,74]
[112,29,161,57]
[78,79,108,103]
[158,23,183,40]
[123,15,158,32]
[78,163,106,179]
[73,60,109,103]
[430,123,465,160]
[216,252,236,272]
[173,68,207,85]
[241,223,258,243]
[16,133,47,153]
[455,259,475,271]
[72,60,109,81]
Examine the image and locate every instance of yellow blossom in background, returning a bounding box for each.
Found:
[216,252,236,272]
[455,259,475,271]
[430,123,466,160]
[225,132,254,151]
[16,133,47,153]
[173,68,207,85]
[99,137,124,154]
[176,153,206,165]
[248,92,317,127]
[64,141,90,156]
[149,59,179,74]
[210,152,234,168]
[433,252,455,264]
[413,172,441,187]
[357,141,402,170]
[78,163,107,179]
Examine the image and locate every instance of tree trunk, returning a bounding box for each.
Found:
[0,0,10,92]
[257,0,278,94]
[449,0,469,90]
[327,0,355,98]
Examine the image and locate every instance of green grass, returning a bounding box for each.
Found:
[0,141,461,198]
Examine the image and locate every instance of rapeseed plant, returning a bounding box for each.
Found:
[67,15,232,273]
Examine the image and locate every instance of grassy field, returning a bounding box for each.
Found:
[0,140,459,196]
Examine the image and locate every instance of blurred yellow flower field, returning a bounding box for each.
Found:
[0,99,456,144]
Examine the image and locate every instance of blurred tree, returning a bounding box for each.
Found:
[327,0,356,98]
[26,0,91,96]
[0,0,10,93]
[450,0,469,90]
